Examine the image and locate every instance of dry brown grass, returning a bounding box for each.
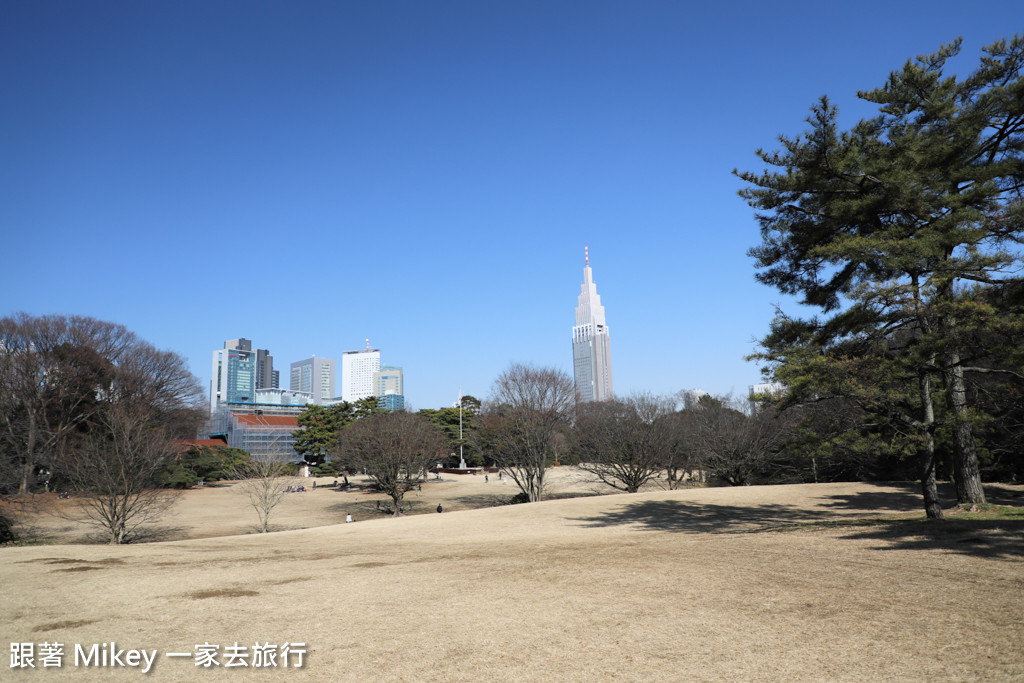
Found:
[2,469,1023,681]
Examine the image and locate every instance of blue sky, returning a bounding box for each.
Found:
[2,2,1021,409]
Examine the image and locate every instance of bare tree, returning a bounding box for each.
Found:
[680,394,796,486]
[337,411,446,516]
[232,438,296,533]
[110,343,205,436]
[662,408,699,489]
[0,314,125,494]
[0,313,204,495]
[59,404,181,544]
[575,394,676,493]
[480,364,575,502]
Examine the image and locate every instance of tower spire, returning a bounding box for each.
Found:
[572,245,612,403]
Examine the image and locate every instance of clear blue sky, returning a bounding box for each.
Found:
[2,2,1020,409]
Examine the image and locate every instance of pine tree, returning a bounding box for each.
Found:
[738,33,1024,510]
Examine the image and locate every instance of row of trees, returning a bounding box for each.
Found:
[314,358,999,515]
[477,365,809,501]
[286,393,486,514]
[0,313,316,540]
[317,361,814,511]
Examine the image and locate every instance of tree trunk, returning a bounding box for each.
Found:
[917,370,943,520]
[944,355,986,505]
[19,412,37,494]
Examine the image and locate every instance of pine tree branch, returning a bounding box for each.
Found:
[962,366,1024,380]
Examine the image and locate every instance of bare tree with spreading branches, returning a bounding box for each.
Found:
[480,364,575,502]
[0,314,126,494]
[59,404,181,544]
[575,394,676,493]
[679,394,796,486]
[232,438,296,533]
[336,411,446,516]
[0,314,204,542]
[0,313,204,497]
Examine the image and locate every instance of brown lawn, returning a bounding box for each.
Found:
[2,468,1023,681]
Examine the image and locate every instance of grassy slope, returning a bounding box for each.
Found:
[2,477,1023,681]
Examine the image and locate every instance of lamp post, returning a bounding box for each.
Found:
[458,390,467,470]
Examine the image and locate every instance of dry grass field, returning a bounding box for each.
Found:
[2,468,1023,681]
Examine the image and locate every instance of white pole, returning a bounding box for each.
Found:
[458,389,466,469]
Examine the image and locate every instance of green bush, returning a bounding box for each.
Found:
[0,514,17,545]
[159,445,254,488]
[309,462,337,477]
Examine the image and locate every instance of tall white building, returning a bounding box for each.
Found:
[290,356,335,404]
[341,345,381,402]
[573,246,613,403]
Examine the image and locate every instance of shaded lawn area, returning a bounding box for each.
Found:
[571,482,1024,560]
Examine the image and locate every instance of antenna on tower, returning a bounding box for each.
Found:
[585,244,589,266]
[365,338,370,351]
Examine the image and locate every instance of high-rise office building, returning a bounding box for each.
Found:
[572,246,613,403]
[211,340,257,412]
[255,348,277,389]
[341,345,381,402]
[290,356,335,404]
[222,338,276,389]
[373,366,404,411]
[373,366,403,396]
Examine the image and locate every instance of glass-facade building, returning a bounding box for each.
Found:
[210,338,276,411]
[211,346,257,411]
[377,394,406,412]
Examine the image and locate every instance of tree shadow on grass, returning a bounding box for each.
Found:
[131,525,189,543]
[814,481,1024,512]
[322,481,377,495]
[69,524,189,544]
[326,497,432,519]
[983,483,1024,505]
[446,493,516,509]
[815,482,947,513]
[571,488,1024,560]
[835,517,1024,560]
[572,499,820,534]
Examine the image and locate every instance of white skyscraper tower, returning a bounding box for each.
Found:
[573,245,613,403]
[341,341,381,402]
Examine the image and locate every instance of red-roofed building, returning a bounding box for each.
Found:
[234,415,300,428]
[179,438,229,449]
